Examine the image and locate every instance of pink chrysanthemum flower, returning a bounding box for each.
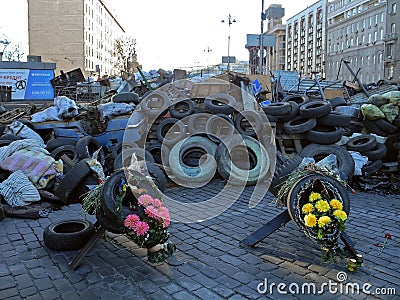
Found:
[137,194,153,207]
[152,198,163,208]
[145,205,161,220]
[124,214,140,230]
[134,221,149,236]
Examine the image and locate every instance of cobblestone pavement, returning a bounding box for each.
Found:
[0,179,399,300]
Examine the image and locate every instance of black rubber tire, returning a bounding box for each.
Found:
[156,118,186,146]
[215,135,270,186]
[75,136,101,160]
[100,170,148,221]
[373,118,398,135]
[143,162,167,192]
[283,116,317,134]
[234,111,263,137]
[168,136,217,185]
[50,145,77,162]
[95,206,124,234]
[43,219,95,251]
[300,144,355,180]
[306,125,343,145]
[169,99,195,119]
[342,123,363,137]
[362,119,389,137]
[204,93,237,114]
[262,102,292,116]
[317,111,351,127]
[277,101,299,122]
[361,143,387,161]
[346,134,377,152]
[286,174,350,227]
[55,159,93,204]
[112,92,140,105]
[205,114,235,143]
[328,96,347,108]
[362,159,383,175]
[113,148,155,170]
[186,112,209,135]
[46,138,77,152]
[140,90,170,117]
[68,174,99,204]
[282,94,309,106]
[146,142,166,165]
[299,100,332,118]
[393,115,400,128]
[269,154,303,197]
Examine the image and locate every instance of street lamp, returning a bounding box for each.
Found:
[221,14,236,71]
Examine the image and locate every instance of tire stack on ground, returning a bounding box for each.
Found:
[139,91,271,187]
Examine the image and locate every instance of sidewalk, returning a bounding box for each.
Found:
[0,180,399,299]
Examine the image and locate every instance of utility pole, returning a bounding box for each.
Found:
[260,0,266,74]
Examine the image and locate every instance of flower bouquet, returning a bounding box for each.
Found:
[123,194,175,264]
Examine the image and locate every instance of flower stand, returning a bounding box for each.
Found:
[241,173,359,261]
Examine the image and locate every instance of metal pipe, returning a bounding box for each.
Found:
[342,60,370,97]
[312,71,326,101]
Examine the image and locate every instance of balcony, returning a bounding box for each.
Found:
[384,32,399,42]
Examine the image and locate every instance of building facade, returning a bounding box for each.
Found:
[28,0,125,77]
[286,0,328,78]
[384,0,399,81]
[326,0,389,83]
[265,5,286,73]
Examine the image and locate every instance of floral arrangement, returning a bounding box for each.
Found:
[123,194,175,264]
[302,191,347,239]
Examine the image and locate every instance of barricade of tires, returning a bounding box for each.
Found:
[136,90,273,187]
[267,91,400,195]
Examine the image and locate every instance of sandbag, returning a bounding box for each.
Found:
[31,106,62,122]
[361,104,385,120]
[382,91,400,106]
[366,94,389,107]
[54,96,79,119]
[380,103,399,123]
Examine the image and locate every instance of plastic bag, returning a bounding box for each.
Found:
[54,96,79,119]
[382,91,400,106]
[366,94,389,107]
[380,103,399,123]
[5,121,45,147]
[361,104,385,120]
[31,106,62,122]
[348,151,368,176]
[97,102,135,120]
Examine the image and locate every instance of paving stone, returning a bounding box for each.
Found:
[0,275,15,290]
[0,287,19,298]
[19,286,38,298]
[193,287,224,299]
[34,277,54,291]
[173,291,200,300]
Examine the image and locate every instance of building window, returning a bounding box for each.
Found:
[391,23,396,33]
[356,21,360,31]
[362,35,365,44]
[361,57,364,66]
[374,31,377,41]
[367,56,370,65]
[380,29,384,40]
[369,16,372,27]
[392,3,397,14]
[381,12,384,23]
[375,14,378,25]
[368,33,372,43]
[378,53,382,64]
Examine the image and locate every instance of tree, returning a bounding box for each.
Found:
[112,36,139,77]
[3,43,24,62]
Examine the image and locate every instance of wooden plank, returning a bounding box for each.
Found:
[240,210,291,247]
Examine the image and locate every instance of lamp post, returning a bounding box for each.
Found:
[221,14,236,71]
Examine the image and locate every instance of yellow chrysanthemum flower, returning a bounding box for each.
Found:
[304,214,317,227]
[334,210,347,221]
[302,203,314,214]
[315,200,330,213]
[330,199,343,210]
[309,192,322,202]
[318,216,331,228]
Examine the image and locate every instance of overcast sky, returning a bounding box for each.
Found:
[0,0,319,71]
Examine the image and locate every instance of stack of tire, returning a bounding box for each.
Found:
[138,91,272,187]
[345,134,388,176]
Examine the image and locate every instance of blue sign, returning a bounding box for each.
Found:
[25,70,55,100]
[252,78,263,95]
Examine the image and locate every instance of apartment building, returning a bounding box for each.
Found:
[28,0,125,77]
[384,0,399,81]
[286,0,328,78]
[326,0,389,83]
[264,5,286,73]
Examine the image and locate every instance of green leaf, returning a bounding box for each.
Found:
[318,229,324,239]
